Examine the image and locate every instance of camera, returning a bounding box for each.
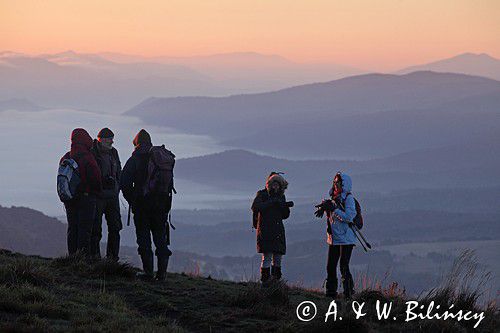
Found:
[314,199,336,218]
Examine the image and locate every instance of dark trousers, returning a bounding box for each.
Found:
[134,206,170,260]
[326,244,354,295]
[64,194,97,256]
[91,196,122,260]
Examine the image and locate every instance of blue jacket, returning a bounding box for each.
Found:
[327,173,357,245]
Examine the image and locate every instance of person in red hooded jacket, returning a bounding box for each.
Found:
[60,128,102,257]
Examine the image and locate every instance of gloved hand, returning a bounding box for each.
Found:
[314,207,325,218]
[314,199,337,218]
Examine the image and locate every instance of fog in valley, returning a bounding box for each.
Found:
[1,51,499,298]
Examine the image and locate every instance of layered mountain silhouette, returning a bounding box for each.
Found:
[0,51,362,111]
[128,71,500,159]
[99,51,365,91]
[175,136,500,195]
[398,53,500,81]
[0,51,216,112]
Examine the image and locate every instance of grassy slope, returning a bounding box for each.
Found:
[0,249,497,332]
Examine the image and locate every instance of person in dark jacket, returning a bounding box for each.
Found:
[90,128,122,261]
[251,172,291,283]
[60,128,102,257]
[120,129,172,281]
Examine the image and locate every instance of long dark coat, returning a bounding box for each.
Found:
[251,189,290,255]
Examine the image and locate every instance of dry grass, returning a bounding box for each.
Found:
[0,249,497,332]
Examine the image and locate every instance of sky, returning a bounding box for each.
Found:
[1,0,499,70]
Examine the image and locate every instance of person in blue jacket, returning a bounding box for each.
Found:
[325,172,357,298]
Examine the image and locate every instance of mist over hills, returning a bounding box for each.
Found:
[0,98,46,112]
[2,50,500,298]
[175,134,500,194]
[0,51,217,112]
[99,51,365,91]
[128,71,500,159]
[0,50,363,112]
[4,50,500,116]
[398,53,500,81]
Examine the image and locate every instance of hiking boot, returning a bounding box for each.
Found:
[325,278,338,298]
[139,252,154,280]
[342,275,355,299]
[260,267,271,284]
[136,271,154,281]
[271,265,282,280]
[156,256,169,282]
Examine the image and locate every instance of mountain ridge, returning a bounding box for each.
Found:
[398,52,500,80]
[128,71,500,160]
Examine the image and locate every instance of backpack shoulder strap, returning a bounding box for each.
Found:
[338,192,353,211]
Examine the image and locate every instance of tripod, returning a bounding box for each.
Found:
[349,223,372,252]
[327,214,372,252]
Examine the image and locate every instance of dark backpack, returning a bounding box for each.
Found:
[338,193,364,230]
[143,145,175,196]
[57,158,81,202]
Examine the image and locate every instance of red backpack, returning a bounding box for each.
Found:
[143,145,175,196]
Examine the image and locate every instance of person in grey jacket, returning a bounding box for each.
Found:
[90,128,122,261]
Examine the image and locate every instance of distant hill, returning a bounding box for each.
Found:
[398,53,500,80]
[175,136,500,193]
[128,71,500,159]
[222,92,500,158]
[99,51,365,90]
[0,205,66,257]
[0,50,363,111]
[0,51,215,112]
[0,98,46,112]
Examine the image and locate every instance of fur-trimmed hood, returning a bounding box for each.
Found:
[265,173,288,193]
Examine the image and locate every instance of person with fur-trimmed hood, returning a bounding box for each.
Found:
[251,172,291,283]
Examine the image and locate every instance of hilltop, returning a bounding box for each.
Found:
[397,53,500,81]
[0,250,497,332]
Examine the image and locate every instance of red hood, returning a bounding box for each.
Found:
[70,128,93,153]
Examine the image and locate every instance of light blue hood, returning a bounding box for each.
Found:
[340,173,352,197]
[327,172,357,246]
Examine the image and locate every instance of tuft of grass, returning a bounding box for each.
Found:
[0,258,53,286]
[52,253,137,280]
[228,280,291,321]
[91,258,137,279]
[419,249,498,331]
[0,284,70,320]
[51,252,89,272]
[13,313,51,332]
[230,280,290,309]
[422,249,491,310]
